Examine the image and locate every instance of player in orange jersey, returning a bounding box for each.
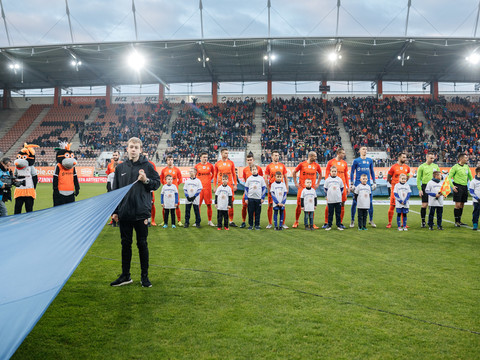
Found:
[240,153,264,228]
[106,150,122,176]
[323,148,349,229]
[143,152,158,226]
[213,148,238,226]
[195,152,216,226]
[160,155,184,226]
[386,152,411,228]
[265,150,289,229]
[292,151,322,228]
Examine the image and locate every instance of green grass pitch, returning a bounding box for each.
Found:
[7,184,480,359]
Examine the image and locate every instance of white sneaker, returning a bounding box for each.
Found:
[369,220,377,228]
[398,227,403,231]
[403,227,408,231]
[266,224,273,229]
[208,221,216,227]
[349,221,355,228]
[282,224,289,229]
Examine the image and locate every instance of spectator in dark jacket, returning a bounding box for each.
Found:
[110,137,160,288]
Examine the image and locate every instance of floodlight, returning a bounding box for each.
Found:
[270,54,276,61]
[127,51,145,70]
[9,63,20,70]
[328,52,340,62]
[263,55,268,60]
[466,53,480,65]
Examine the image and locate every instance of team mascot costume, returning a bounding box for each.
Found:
[53,142,80,206]
[13,143,39,214]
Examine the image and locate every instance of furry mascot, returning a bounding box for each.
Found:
[53,142,80,206]
[14,143,39,214]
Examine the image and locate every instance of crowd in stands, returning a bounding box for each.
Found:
[261,97,342,166]
[420,96,480,166]
[164,100,256,165]
[77,101,172,165]
[335,96,436,165]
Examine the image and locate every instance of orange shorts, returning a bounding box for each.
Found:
[199,187,212,205]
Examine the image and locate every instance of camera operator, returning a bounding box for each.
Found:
[0,157,12,217]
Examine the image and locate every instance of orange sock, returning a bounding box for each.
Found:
[324,207,329,224]
[228,207,234,222]
[151,204,156,223]
[295,205,301,221]
[340,206,345,223]
[242,204,247,222]
[388,205,395,224]
[283,207,286,224]
[176,207,181,222]
[268,206,273,224]
[207,204,212,221]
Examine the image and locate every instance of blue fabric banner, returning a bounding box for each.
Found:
[0,184,133,360]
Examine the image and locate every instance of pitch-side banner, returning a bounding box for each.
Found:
[0,184,133,360]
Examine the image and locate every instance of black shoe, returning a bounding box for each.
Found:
[275,227,280,231]
[229,222,238,227]
[437,226,443,230]
[194,224,201,228]
[141,275,152,288]
[110,274,133,287]
[184,223,189,228]
[240,222,246,228]
[429,226,434,230]
[279,226,284,230]
[248,226,253,230]
[459,222,467,226]
[255,226,261,230]
[421,222,426,228]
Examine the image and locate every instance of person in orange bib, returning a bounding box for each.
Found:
[106,151,122,176]
[265,150,289,229]
[213,148,238,227]
[143,152,158,226]
[160,155,183,226]
[386,152,411,228]
[292,151,322,228]
[240,153,264,228]
[323,148,349,229]
[195,151,216,226]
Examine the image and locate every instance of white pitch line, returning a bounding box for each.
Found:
[409,209,473,229]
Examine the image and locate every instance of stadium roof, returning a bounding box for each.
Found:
[1,37,480,91]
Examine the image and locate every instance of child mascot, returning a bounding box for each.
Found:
[53,142,80,206]
[13,143,39,214]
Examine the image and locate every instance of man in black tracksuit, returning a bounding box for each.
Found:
[110,137,160,288]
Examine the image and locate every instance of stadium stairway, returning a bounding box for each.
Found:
[0,109,27,140]
[5,107,51,158]
[70,107,100,152]
[155,103,182,164]
[246,104,263,160]
[334,106,356,161]
[415,107,440,160]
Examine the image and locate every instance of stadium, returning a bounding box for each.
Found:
[0,1,479,359]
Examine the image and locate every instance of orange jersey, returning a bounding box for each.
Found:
[242,165,264,181]
[295,161,322,188]
[106,160,122,175]
[160,166,183,187]
[195,162,215,188]
[214,159,237,187]
[265,162,288,184]
[325,158,349,186]
[388,163,411,186]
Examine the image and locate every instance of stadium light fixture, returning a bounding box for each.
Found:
[328,52,342,62]
[8,63,20,70]
[466,53,480,65]
[127,50,145,71]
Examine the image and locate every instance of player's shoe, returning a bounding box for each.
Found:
[473,223,478,230]
[184,223,189,228]
[217,227,222,231]
[248,226,253,230]
[322,223,328,229]
[337,227,344,231]
[141,275,152,288]
[151,222,157,227]
[369,220,377,228]
[325,226,332,231]
[208,221,216,227]
[437,226,444,230]
[292,222,299,228]
[177,221,184,227]
[403,227,408,231]
[229,222,238,227]
[362,227,368,231]
[421,221,426,228]
[386,223,392,229]
[240,222,247,228]
[282,224,289,229]
[172,225,176,229]
[350,221,355,228]
[279,226,284,231]
[275,227,280,231]
[312,224,320,229]
[338,224,346,230]
[305,225,310,230]
[162,224,168,229]
[455,222,461,227]
[224,227,230,231]
[110,274,133,287]
[159,222,165,226]
[397,227,403,231]
[255,226,261,230]
[429,226,434,230]
[266,224,273,229]
[459,222,467,226]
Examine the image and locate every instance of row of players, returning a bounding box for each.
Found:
[107,147,480,231]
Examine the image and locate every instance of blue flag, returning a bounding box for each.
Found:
[0,184,133,360]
